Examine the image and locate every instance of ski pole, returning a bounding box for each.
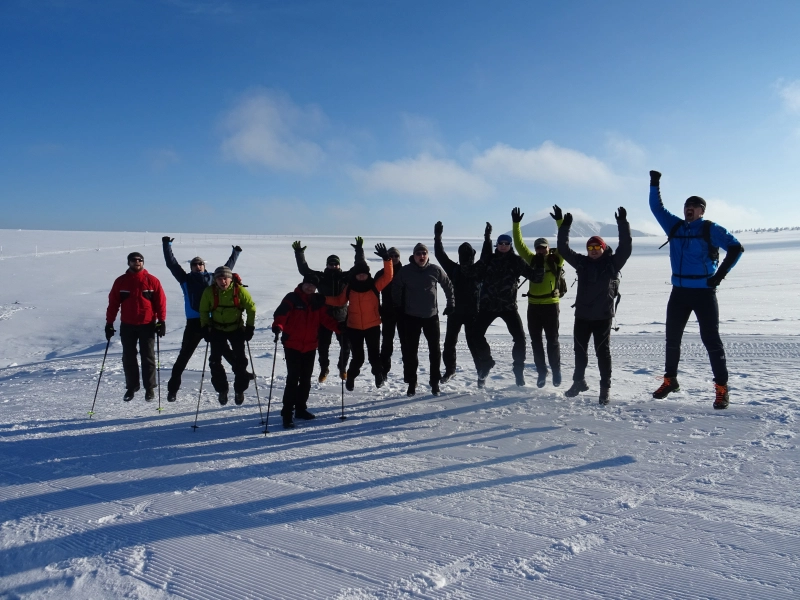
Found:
[246,339,265,425]
[192,342,209,431]
[156,333,163,413]
[263,336,279,435]
[339,377,347,421]
[88,339,111,418]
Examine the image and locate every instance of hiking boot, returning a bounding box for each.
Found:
[713,383,729,409]
[340,371,348,380]
[407,383,416,397]
[552,369,562,387]
[515,372,526,387]
[234,391,245,405]
[653,376,680,399]
[145,388,156,402]
[218,392,228,406]
[599,386,610,405]
[295,409,316,420]
[283,415,295,429]
[440,369,455,384]
[318,368,329,383]
[477,371,487,389]
[564,380,589,398]
[537,371,547,388]
[375,372,385,388]
[167,391,177,402]
[123,389,136,402]
[345,376,355,392]
[431,382,440,396]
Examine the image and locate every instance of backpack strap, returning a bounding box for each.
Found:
[212,283,241,310]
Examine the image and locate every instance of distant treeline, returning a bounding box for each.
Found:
[730,226,800,234]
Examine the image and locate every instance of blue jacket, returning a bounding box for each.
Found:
[163,242,240,319]
[649,187,741,288]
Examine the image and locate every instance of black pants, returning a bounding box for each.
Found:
[572,318,612,387]
[209,328,250,394]
[472,310,527,375]
[347,326,382,380]
[380,309,403,375]
[282,348,316,417]
[664,287,728,385]
[167,318,235,393]
[401,315,441,385]
[442,313,479,374]
[527,303,561,375]
[318,323,350,374]
[120,323,156,391]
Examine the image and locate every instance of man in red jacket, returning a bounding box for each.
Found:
[272,274,341,429]
[106,252,167,402]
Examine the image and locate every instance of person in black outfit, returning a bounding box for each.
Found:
[557,208,632,405]
[374,246,403,377]
[433,221,491,383]
[162,237,240,401]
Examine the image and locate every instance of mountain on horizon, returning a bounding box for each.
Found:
[506,216,654,239]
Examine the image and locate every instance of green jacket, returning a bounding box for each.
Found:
[199,283,256,332]
[512,221,565,306]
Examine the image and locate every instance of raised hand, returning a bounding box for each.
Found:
[233,245,242,252]
[650,170,661,186]
[292,240,306,253]
[511,207,524,223]
[615,207,627,222]
[550,205,563,221]
[484,222,492,237]
[434,221,443,238]
[562,212,573,228]
[374,243,390,260]
[351,236,364,250]
[162,236,174,243]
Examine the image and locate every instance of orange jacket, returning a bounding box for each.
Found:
[327,259,393,330]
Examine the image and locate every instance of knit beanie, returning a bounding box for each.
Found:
[302,273,319,286]
[684,196,707,209]
[387,247,400,258]
[586,236,607,250]
[413,243,429,254]
[326,255,340,266]
[127,252,144,263]
[190,256,205,266]
[351,262,371,275]
[214,265,233,279]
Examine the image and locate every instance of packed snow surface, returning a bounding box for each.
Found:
[1,228,799,599]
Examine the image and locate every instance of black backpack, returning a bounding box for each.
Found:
[661,220,719,262]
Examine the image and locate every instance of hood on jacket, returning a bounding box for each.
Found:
[458,242,476,266]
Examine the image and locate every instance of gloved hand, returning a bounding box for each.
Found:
[292,241,306,253]
[233,245,242,252]
[650,170,661,186]
[484,222,492,238]
[203,326,213,344]
[155,321,166,337]
[162,236,174,244]
[707,273,725,288]
[374,243,390,260]
[443,305,454,317]
[434,221,443,239]
[244,324,255,341]
[511,207,524,223]
[272,324,282,342]
[562,213,573,228]
[351,236,364,250]
[550,205,563,221]
[615,207,627,222]
[104,323,115,341]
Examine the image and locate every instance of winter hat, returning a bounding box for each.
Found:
[302,273,319,286]
[413,243,429,254]
[127,251,144,262]
[533,237,549,249]
[684,196,707,209]
[496,234,512,246]
[387,246,400,258]
[214,265,233,279]
[190,256,205,266]
[458,242,476,265]
[586,236,607,250]
[326,254,340,266]
[351,261,371,275]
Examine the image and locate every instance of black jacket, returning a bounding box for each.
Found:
[294,250,353,323]
[434,237,491,316]
[479,243,540,313]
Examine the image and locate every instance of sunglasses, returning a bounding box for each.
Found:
[497,241,511,246]
[129,258,143,263]
[327,262,340,267]
[191,261,205,266]
[586,245,603,251]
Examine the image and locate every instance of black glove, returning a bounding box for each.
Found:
[443,305,454,317]
[104,323,115,341]
[707,273,724,288]
[233,245,242,252]
[155,321,166,337]
[615,207,627,222]
[351,236,364,251]
[374,243,390,260]
[511,207,524,223]
[162,236,174,244]
[650,170,661,186]
[434,221,443,239]
[292,241,306,253]
[272,324,282,342]
[550,205,563,221]
[203,326,213,344]
[244,324,255,341]
[484,222,492,238]
[562,213,573,228]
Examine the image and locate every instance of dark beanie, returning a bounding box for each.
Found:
[684,196,707,209]
[586,236,607,250]
[303,273,319,286]
[351,262,371,275]
[326,254,340,266]
[413,243,428,254]
[127,252,144,262]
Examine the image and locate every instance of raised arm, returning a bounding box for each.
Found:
[292,240,316,277]
[648,170,681,234]
[225,245,242,269]
[480,222,494,262]
[433,221,458,276]
[556,213,581,269]
[510,207,534,263]
[162,236,187,284]
[351,236,366,265]
[612,207,633,271]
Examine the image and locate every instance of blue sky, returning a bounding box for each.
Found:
[2,0,799,236]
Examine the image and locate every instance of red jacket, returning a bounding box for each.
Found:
[106,268,166,326]
[273,287,340,353]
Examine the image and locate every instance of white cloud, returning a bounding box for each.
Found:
[401,113,446,156]
[605,133,647,168]
[703,198,764,230]
[353,153,493,200]
[472,141,621,190]
[776,79,800,113]
[220,89,326,173]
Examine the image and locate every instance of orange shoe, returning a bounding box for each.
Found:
[653,376,680,399]
[713,383,729,409]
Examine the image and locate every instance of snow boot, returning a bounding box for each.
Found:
[375,372,385,388]
[167,390,177,402]
[318,368,329,383]
[515,371,526,387]
[296,409,316,420]
[123,389,136,402]
[440,369,455,384]
[599,385,610,405]
[234,391,245,405]
[431,381,440,396]
[653,376,680,399]
[565,380,589,398]
[346,375,355,392]
[407,383,416,397]
[552,369,562,387]
[218,391,228,406]
[536,371,547,388]
[713,383,729,409]
[145,388,155,402]
[283,415,295,429]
